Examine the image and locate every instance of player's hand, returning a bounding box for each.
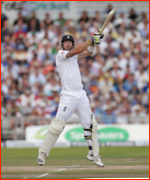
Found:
[91,32,104,46]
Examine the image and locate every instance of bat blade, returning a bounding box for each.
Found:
[99,8,116,35]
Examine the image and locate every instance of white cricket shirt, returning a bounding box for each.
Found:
[56,50,85,97]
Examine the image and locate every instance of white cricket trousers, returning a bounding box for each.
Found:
[55,92,92,129]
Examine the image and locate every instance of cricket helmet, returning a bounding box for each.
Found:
[60,35,75,49]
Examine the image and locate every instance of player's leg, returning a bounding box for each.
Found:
[37,94,78,165]
[91,114,104,167]
[76,102,93,160]
[37,118,65,165]
[76,95,104,167]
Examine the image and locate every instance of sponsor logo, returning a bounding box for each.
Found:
[63,107,67,112]
[2,2,22,10]
[30,2,69,11]
[34,127,48,139]
[98,127,129,142]
[65,127,129,142]
[66,128,84,142]
[2,2,70,11]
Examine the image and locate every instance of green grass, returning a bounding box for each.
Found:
[1,147,149,159]
[1,147,149,179]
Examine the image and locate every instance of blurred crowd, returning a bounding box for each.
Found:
[1,4,149,125]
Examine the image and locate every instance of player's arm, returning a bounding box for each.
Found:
[78,33,104,60]
[78,47,94,60]
[66,39,92,58]
[66,33,104,58]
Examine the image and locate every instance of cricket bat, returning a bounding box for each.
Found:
[98,8,116,35]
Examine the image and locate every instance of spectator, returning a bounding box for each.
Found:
[43,13,53,27]
[129,104,147,123]
[137,15,149,38]
[26,31,40,46]
[13,19,28,39]
[17,89,35,115]
[123,73,137,93]
[1,4,149,126]
[37,38,53,62]
[105,4,113,14]
[56,12,66,27]
[128,8,138,22]
[78,11,89,23]
[135,66,149,90]
[43,76,60,96]
[29,54,42,69]
[28,11,40,32]
[1,34,16,51]
[92,11,102,24]
[98,73,114,95]
[3,57,20,80]
[111,61,125,83]
[13,12,27,26]
[116,109,128,124]
[29,68,46,86]
[118,98,131,115]
[1,13,9,42]
[64,21,80,41]
[1,13,8,29]
[100,105,117,124]
[94,98,104,120]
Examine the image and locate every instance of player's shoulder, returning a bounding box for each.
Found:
[57,50,66,56]
[57,50,68,58]
[58,50,63,53]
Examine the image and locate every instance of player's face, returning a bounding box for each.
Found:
[63,41,73,51]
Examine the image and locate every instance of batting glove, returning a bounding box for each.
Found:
[91,32,104,46]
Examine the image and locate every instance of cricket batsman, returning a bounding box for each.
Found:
[37,32,104,167]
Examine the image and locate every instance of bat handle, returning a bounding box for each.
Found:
[98,28,102,35]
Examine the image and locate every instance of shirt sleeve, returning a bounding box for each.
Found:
[56,50,68,61]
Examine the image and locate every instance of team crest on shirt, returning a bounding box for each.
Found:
[63,107,67,112]
[62,52,64,55]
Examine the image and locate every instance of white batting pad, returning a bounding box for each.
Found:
[39,118,65,156]
[91,114,99,157]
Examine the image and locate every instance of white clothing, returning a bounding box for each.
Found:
[137,73,149,89]
[90,62,101,76]
[27,46,37,63]
[137,22,149,32]
[38,30,56,45]
[39,48,96,159]
[26,32,41,45]
[99,41,108,53]
[3,64,19,79]
[29,73,46,86]
[43,83,60,95]
[117,35,130,49]
[116,115,128,124]
[19,94,35,107]
[110,41,120,50]
[56,92,92,129]
[55,50,92,129]
[56,50,84,97]
[1,82,9,95]
[118,58,128,73]
[111,69,125,80]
